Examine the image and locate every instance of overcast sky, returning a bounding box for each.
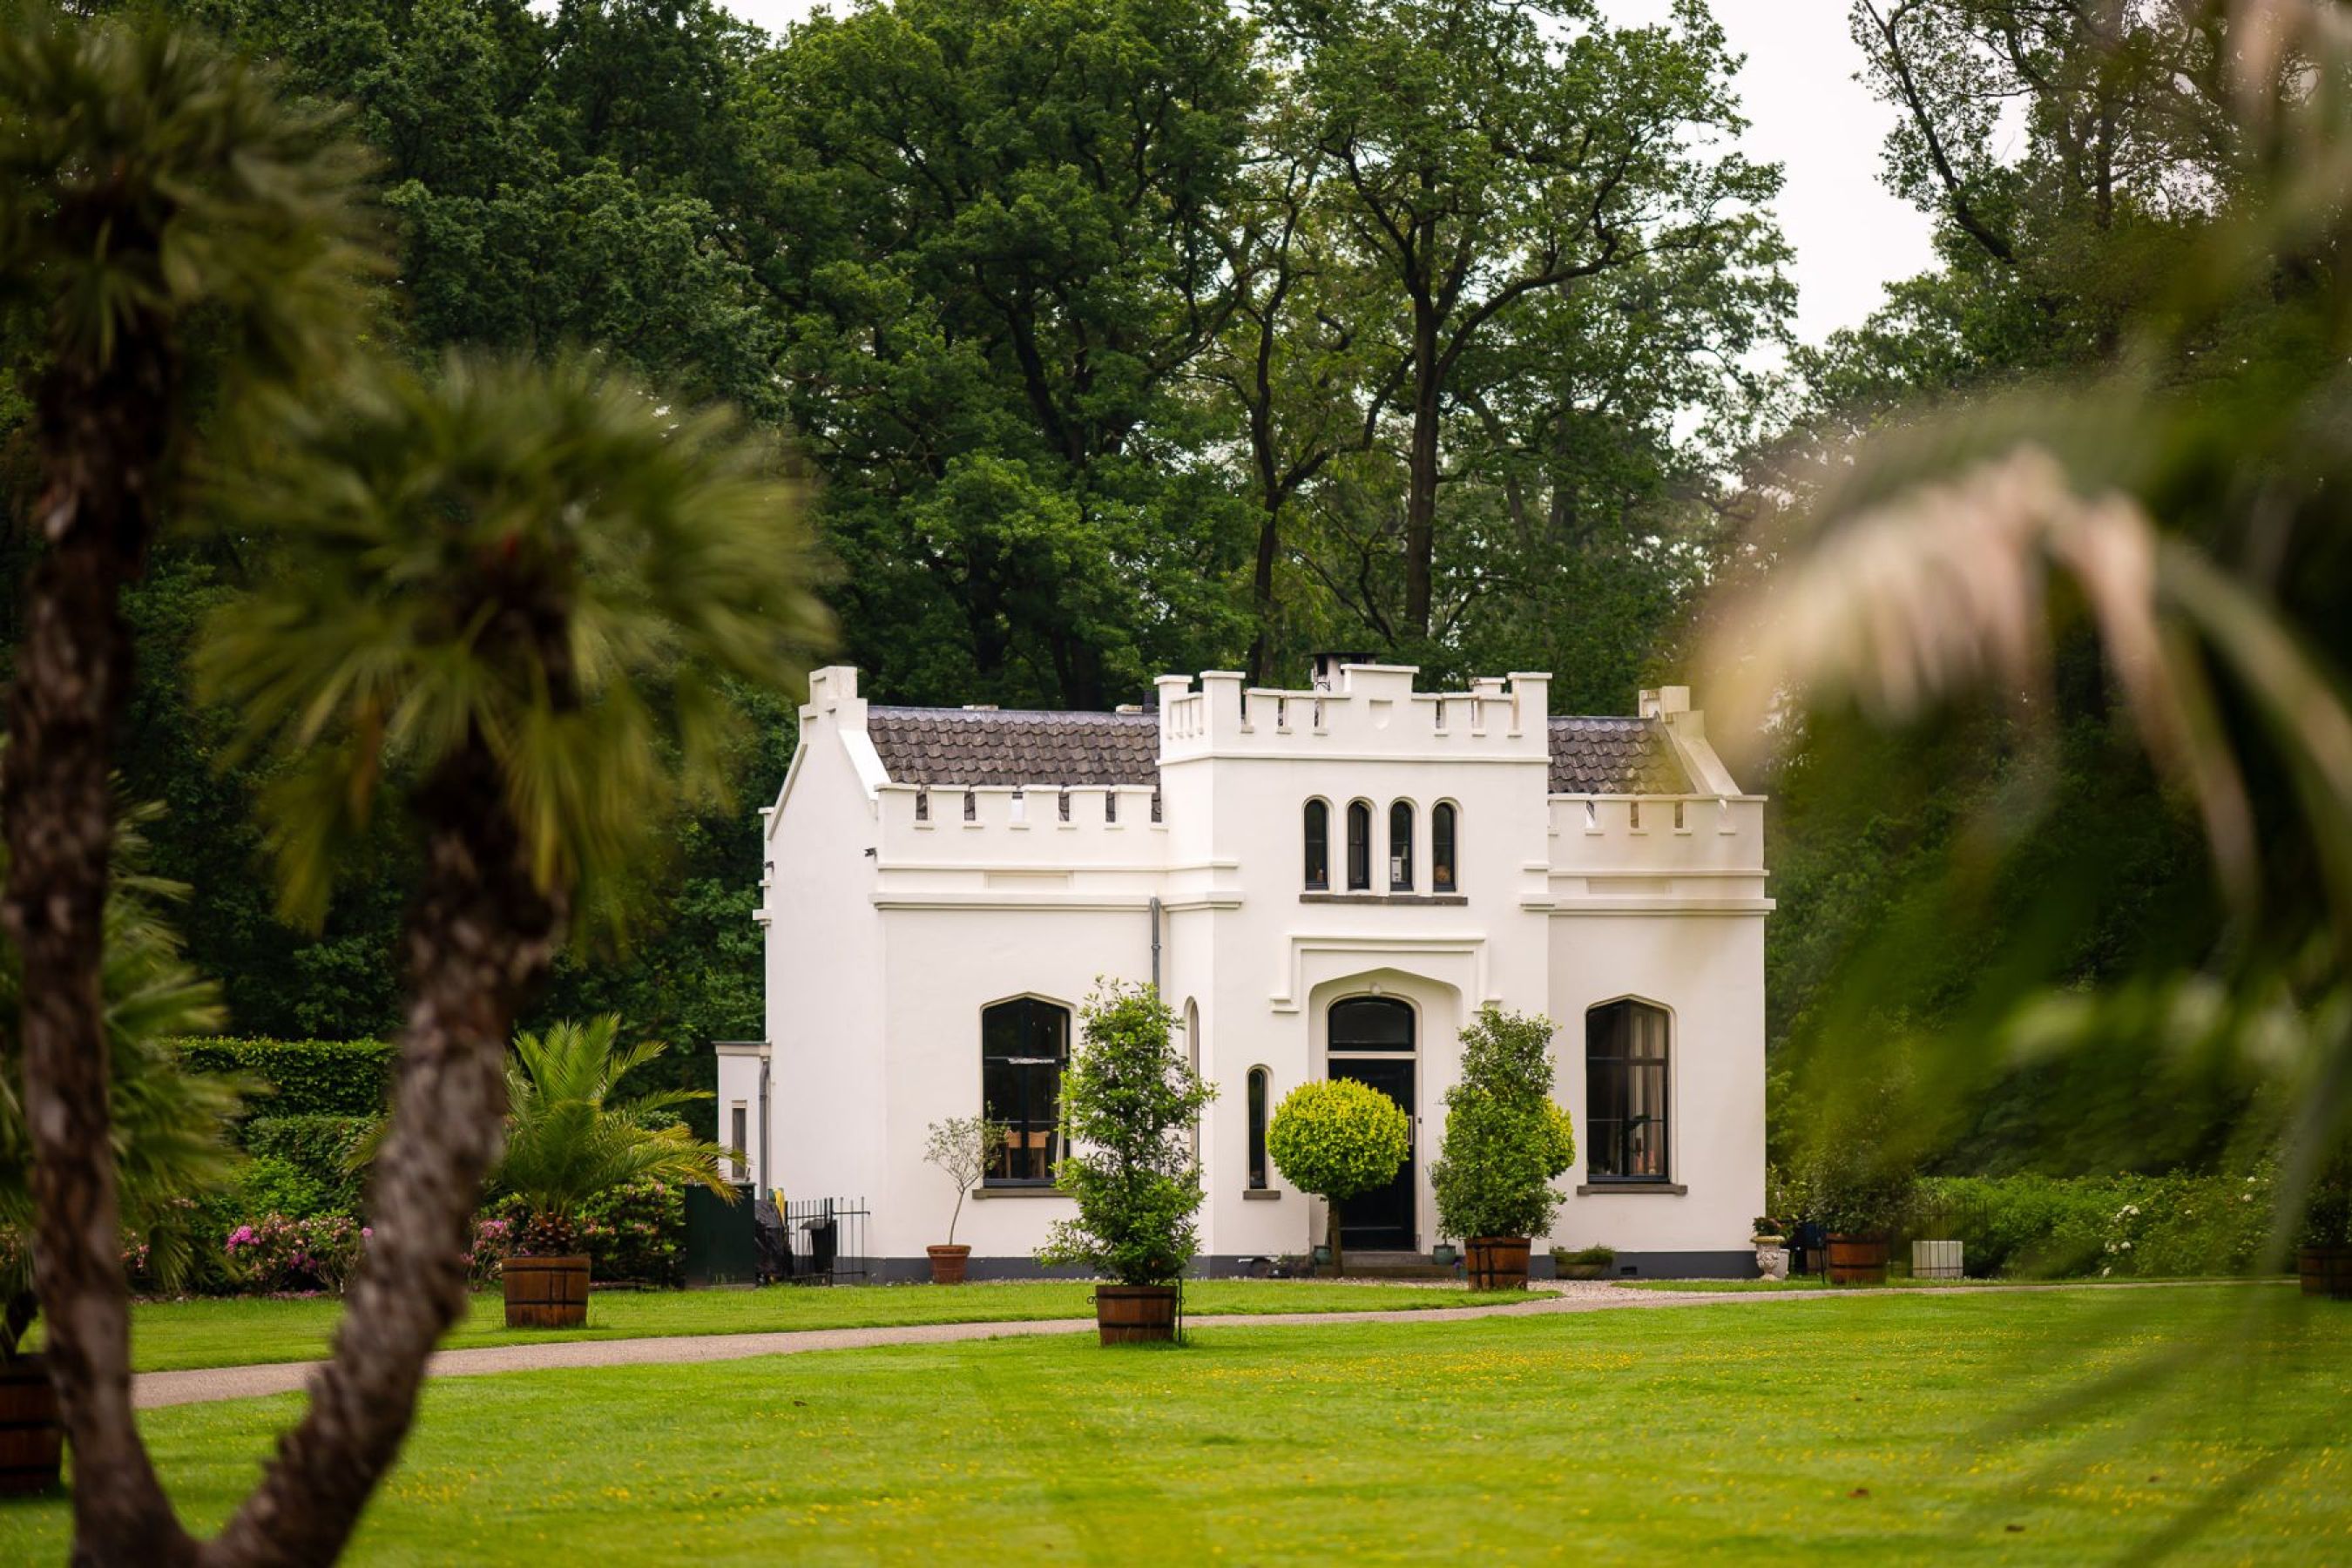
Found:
[714,0,1938,343]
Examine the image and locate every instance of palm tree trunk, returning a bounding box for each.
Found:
[1,345,196,1562]
[205,741,564,1566]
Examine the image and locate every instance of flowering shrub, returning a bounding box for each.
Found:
[222,1213,368,1294]
[467,1218,510,1289]
[486,1179,686,1285]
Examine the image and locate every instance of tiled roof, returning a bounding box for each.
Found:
[865,706,1159,787]
[1546,716,1690,794]
[862,704,1690,795]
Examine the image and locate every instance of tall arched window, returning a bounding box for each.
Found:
[1303,801,1330,890]
[1389,801,1415,891]
[1586,999,1670,1181]
[1345,801,1372,891]
[1433,802,1458,893]
[982,997,1071,1184]
[1247,1067,1270,1189]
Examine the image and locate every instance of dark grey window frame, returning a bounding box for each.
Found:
[982,997,1071,1186]
[1585,999,1671,1183]
[1388,801,1414,891]
[1432,801,1457,893]
[1303,800,1330,890]
[1345,801,1372,891]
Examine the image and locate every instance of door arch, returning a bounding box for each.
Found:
[1326,996,1416,1251]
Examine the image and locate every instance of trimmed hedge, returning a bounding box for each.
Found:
[170,1037,395,1119]
[242,1115,374,1214]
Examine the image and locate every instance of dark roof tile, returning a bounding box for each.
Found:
[1546,715,1689,794]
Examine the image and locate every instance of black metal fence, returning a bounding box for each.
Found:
[757,1194,871,1286]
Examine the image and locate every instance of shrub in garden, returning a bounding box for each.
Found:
[167,1037,395,1119]
[1266,1077,1409,1276]
[240,1115,374,1213]
[1429,1005,1575,1244]
[222,1213,368,1295]
[487,1179,687,1285]
[1037,983,1214,1287]
[1916,1168,2284,1277]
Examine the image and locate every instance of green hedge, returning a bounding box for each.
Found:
[241,1115,375,1214]
[169,1037,395,1119]
[1915,1170,2281,1279]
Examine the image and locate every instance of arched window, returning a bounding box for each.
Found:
[1433,802,1458,893]
[1303,801,1330,890]
[1345,801,1372,891]
[1247,1067,1270,1189]
[1389,801,1415,891]
[982,997,1071,1184]
[1586,1000,1670,1181]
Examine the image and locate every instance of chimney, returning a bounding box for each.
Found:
[1308,652,1373,692]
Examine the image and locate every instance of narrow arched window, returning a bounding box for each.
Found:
[1433,802,1457,893]
[1389,801,1415,891]
[1247,1067,1270,1189]
[1346,801,1372,891]
[1586,1000,1670,1182]
[982,997,1071,1184]
[1303,801,1330,890]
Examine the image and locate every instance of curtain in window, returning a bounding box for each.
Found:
[983,998,1071,1182]
[1585,1000,1670,1180]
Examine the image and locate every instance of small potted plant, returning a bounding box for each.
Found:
[1037,983,1215,1343]
[1553,1244,1614,1281]
[922,1115,1002,1284]
[1267,1078,1409,1278]
[1431,1240,1460,1267]
[2298,1153,2352,1300]
[1752,1215,1790,1282]
[1429,1006,1575,1290]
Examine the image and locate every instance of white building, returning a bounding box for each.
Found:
[720,658,1769,1279]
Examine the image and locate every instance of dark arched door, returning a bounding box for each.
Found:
[1327,997,1415,1251]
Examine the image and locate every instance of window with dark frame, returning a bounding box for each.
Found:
[1389,801,1414,890]
[730,1103,748,1183]
[1345,801,1372,890]
[1433,802,1457,892]
[1585,999,1670,1181]
[1247,1068,1270,1188]
[1304,801,1330,889]
[982,997,1071,1183]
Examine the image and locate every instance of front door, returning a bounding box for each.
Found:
[1328,996,1416,1252]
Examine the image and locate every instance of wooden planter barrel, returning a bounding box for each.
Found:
[2299,1245,2352,1300]
[1465,1236,1531,1291]
[504,1254,591,1328]
[1825,1233,1889,1285]
[0,1355,62,1497]
[927,1244,972,1285]
[1095,1285,1178,1345]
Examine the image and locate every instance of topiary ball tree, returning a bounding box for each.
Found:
[1429,1005,1575,1251]
[1266,1078,1409,1277]
[1037,983,1215,1289]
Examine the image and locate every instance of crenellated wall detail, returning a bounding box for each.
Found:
[1156,665,1551,765]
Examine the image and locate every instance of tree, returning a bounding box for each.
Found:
[186,348,827,1558]
[1037,983,1214,1286]
[923,1115,1004,1250]
[1264,1076,1407,1276]
[0,10,374,1551]
[1429,1004,1573,1244]
[488,1017,735,1257]
[1266,0,1782,639]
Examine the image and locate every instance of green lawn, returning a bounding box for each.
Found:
[4,1286,2344,1562]
[100,1280,1528,1374]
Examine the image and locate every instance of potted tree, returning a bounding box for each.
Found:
[1812,1143,1909,1287]
[922,1116,1002,1284]
[1037,984,1213,1344]
[1429,1006,1575,1290]
[1266,1078,1409,1279]
[487,1017,740,1328]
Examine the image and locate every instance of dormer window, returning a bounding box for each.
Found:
[1303,801,1330,890]
[1389,801,1414,891]
[1346,801,1372,891]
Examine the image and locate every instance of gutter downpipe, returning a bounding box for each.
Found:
[1150,895,1163,994]
[758,1050,773,1196]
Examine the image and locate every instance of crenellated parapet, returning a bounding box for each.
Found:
[874,781,1166,870]
[1155,664,1551,765]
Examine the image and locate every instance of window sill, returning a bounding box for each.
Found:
[1241,1188,1281,1201]
[974,1185,1073,1200]
[1576,1182,1686,1196]
[1298,892,1468,906]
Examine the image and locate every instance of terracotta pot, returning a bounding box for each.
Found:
[503,1254,591,1328]
[0,1355,61,1497]
[2299,1244,2352,1300]
[1465,1235,1531,1290]
[928,1244,972,1285]
[1095,1284,1179,1345]
[1825,1233,1889,1285]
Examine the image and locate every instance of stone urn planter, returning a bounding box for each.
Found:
[927,1243,972,1285]
[2299,1244,2352,1300]
[0,1355,62,1496]
[1825,1233,1889,1286]
[504,1254,591,1328]
[1094,1284,1178,1345]
[1465,1235,1531,1290]
[1753,1236,1790,1282]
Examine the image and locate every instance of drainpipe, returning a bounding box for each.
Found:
[1149,895,1163,994]
[757,1050,772,1196]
